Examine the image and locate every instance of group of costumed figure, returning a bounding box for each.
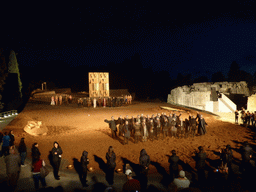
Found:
[50,95,72,105]
[238,108,256,127]
[77,95,132,108]
[50,95,132,108]
[104,111,207,145]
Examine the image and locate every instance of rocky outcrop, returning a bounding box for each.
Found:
[24,121,48,136]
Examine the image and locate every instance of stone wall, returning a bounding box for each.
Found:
[167,81,249,112]
[247,94,256,112]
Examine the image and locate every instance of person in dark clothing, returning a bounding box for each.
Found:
[5,148,21,191]
[169,150,179,180]
[170,116,177,138]
[118,115,125,137]
[0,131,3,156]
[162,117,169,139]
[0,131,3,144]
[240,141,253,175]
[235,110,239,124]
[133,121,141,144]
[219,144,233,175]
[112,97,116,107]
[177,118,185,138]
[8,130,15,147]
[190,116,197,137]
[184,118,190,138]
[197,115,207,135]
[195,111,201,122]
[18,138,27,167]
[154,117,161,140]
[106,146,116,185]
[104,116,118,139]
[245,111,250,127]
[2,132,10,156]
[147,119,155,141]
[123,120,131,145]
[51,141,63,180]
[195,146,207,183]
[80,150,89,187]
[32,143,41,164]
[139,149,150,191]
[176,113,182,127]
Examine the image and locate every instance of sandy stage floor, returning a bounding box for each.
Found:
[3,100,254,174]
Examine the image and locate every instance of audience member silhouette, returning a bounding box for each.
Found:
[173,170,190,191]
[18,137,27,167]
[169,150,179,180]
[240,141,253,176]
[195,146,207,183]
[106,146,116,186]
[32,155,47,190]
[122,169,141,192]
[80,150,89,187]
[8,130,15,147]
[2,132,10,156]
[51,141,63,180]
[139,149,150,191]
[31,143,41,164]
[5,148,21,191]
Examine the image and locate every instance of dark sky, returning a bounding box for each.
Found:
[2,1,256,80]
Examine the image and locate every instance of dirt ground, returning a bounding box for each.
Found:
[3,100,255,174]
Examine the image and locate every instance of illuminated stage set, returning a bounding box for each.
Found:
[1,73,254,188]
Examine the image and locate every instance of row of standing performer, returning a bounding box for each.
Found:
[51,95,72,105]
[77,95,133,108]
[104,112,207,145]
[50,95,133,107]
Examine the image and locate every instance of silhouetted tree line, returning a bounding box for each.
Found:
[1,50,256,112]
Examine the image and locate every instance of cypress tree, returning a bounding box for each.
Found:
[8,50,22,98]
[0,48,7,111]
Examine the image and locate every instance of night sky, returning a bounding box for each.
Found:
[2,1,256,96]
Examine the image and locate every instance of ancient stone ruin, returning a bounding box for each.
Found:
[167,81,250,113]
[24,121,48,136]
[247,94,256,112]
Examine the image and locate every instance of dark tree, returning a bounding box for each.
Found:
[193,76,208,83]
[228,61,240,82]
[211,71,226,82]
[239,70,253,88]
[8,50,22,98]
[0,48,8,111]
[154,71,172,100]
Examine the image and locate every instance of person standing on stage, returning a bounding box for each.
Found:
[235,110,239,124]
[197,115,207,135]
[134,121,141,143]
[104,116,118,139]
[123,120,131,145]
[141,120,148,142]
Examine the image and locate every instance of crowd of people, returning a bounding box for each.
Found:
[50,94,133,108]
[0,129,256,191]
[77,95,133,108]
[104,112,207,145]
[235,108,256,127]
